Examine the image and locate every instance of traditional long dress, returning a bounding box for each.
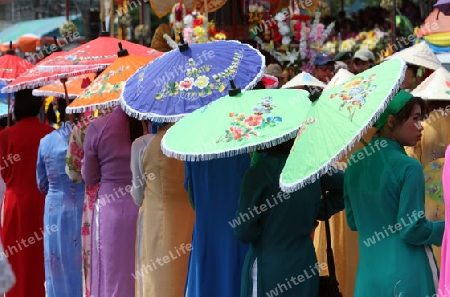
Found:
[345,138,444,296]
[0,117,53,297]
[236,153,344,297]
[405,108,450,266]
[82,107,139,297]
[313,128,376,297]
[184,154,250,297]
[131,125,195,297]
[65,108,113,297]
[37,122,85,297]
[439,145,450,295]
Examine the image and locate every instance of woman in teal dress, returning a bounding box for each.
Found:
[344,90,444,296]
[234,139,344,297]
[37,98,85,297]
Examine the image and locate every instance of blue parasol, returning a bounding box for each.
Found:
[0,82,10,118]
[119,39,265,122]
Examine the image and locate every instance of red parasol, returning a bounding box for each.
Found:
[37,34,162,75]
[0,42,33,126]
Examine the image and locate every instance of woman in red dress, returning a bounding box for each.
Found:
[0,90,53,297]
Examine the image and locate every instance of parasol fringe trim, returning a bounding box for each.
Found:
[279,58,407,193]
[0,113,8,119]
[1,74,77,93]
[37,64,108,76]
[159,126,301,162]
[32,90,78,99]
[65,99,120,114]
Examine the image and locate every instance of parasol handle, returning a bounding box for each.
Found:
[6,93,10,127]
[178,33,189,52]
[228,80,241,96]
[60,78,75,123]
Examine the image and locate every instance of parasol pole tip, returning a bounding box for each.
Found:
[228,80,241,96]
[53,36,63,52]
[99,22,110,36]
[117,42,129,57]
[6,41,14,55]
[178,33,189,52]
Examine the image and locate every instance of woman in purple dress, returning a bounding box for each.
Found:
[82,107,143,297]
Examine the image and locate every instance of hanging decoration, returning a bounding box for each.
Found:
[252,0,334,76]
[59,21,78,38]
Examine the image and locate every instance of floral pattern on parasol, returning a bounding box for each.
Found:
[329,74,378,121]
[217,96,282,143]
[155,52,242,101]
[424,158,445,203]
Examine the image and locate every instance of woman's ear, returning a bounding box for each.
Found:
[386,114,397,128]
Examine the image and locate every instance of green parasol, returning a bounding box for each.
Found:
[280,57,407,193]
[161,87,312,161]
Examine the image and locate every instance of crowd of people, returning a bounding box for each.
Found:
[0,5,448,297]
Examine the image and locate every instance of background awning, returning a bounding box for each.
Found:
[0,15,82,45]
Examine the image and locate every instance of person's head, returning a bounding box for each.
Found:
[334,51,352,71]
[46,97,68,125]
[128,116,145,144]
[264,64,288,87]
[375,90,425,146]
[13,89,43,122]
[313,53,335,83]
[352,49,375,74]
[401,64,419,90]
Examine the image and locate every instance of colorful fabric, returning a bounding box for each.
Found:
[235,153,344,297]
[405,108,450,268]
[344,137,444,296]
[81,107,138,297]
[65,109,113,297]
[0,117,53,297]
[439,145,450,294]
[134,126,194,297]
[184,155,250,297]
[36,122,85,297]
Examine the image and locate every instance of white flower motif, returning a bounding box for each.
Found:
[282,36,291,45]
[194,75,210,89]
[274,12,287,22]
[278,24,290,36]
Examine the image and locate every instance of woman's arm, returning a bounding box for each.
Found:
[317,168,345,221]
[36,140,49,194]
[398,161,444,246]
[65,126,84,183]
[233,167,264,244]
[81,124,101,186]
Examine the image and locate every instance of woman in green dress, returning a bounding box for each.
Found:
[344,90,444,296]
[234,139,345,297]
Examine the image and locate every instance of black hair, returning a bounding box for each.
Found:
[46,98,68,125]
[128,117,144,144]
[392,96,425,125]
[253,80,265,90]
[303,86,322,102]
[13,89,43,121]
[264,138,296,155]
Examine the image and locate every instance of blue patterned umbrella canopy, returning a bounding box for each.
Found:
[0,82,10,118]
[119,40,265,122]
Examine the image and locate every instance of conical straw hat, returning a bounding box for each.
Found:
[324,68,355,90]
[411,67,450,100]
[281,72,326,89]
[388,42,441,70]
[151,24,173,53]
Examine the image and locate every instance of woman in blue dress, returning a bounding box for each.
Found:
[37,98,85,297]
[184,154,251,297]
